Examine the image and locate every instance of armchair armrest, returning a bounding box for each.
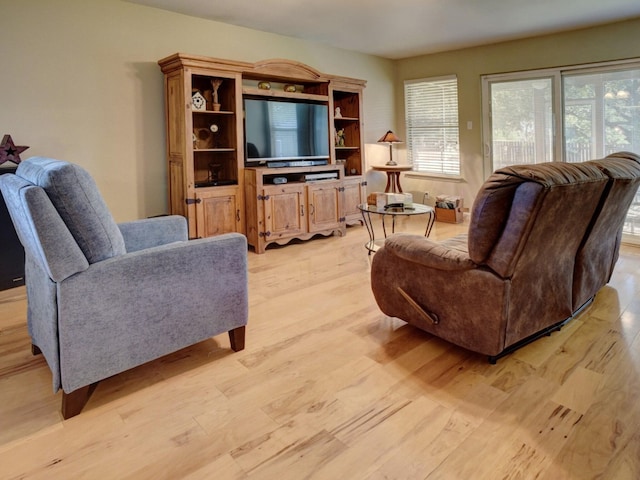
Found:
[57,232,248,393]
[383,234,476,271]
[118,215,188,252]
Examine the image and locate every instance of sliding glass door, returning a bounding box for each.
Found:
[482,61,640,243]
[564,68,640,160]
[486,76,557,170]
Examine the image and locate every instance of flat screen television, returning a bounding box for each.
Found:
[244,98,329,165]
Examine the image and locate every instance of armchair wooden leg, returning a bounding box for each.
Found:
[228,326,246,352]
[62,383,98,419]
[31,344,42,355]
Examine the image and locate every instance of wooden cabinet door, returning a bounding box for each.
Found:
[195,186,244,238]
[307,182,342,233]
[262,184,306,239]
[342,176,365,224]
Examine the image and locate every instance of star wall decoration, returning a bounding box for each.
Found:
[0,134,29,166]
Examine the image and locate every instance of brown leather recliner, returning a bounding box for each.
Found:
[370,153,640,362]
[572,152,640,312]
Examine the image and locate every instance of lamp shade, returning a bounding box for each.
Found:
[378,130,402,165]
[377,130,402,144]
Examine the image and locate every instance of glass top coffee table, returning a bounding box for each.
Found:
[358,203,435,254]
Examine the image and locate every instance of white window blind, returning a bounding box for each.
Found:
[405,76,460,175]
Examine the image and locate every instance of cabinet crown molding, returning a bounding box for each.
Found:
[158,53,365,86]
[246,58,327,82]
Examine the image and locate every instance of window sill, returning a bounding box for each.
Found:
[405,171,466,183]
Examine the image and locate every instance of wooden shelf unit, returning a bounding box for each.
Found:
[158,53,366,250]
[159,55,245,239]
[330,81,367,225]
[244,165,347,254]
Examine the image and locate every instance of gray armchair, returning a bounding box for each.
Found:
[0,157,248,418]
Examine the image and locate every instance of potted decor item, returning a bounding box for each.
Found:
[211,78,223,111]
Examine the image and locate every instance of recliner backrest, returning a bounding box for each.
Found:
[16,157,126,263]
[468,161,609,278]
[0,172,89,282]
[468,161,611,346]
[572,152,640,310]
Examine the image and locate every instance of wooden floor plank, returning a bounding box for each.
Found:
[0,219,639,479]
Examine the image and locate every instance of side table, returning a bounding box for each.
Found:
[372,165,412,193]
[358,202,435,254]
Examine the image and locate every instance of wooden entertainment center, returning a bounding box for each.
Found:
[158,53,366,253]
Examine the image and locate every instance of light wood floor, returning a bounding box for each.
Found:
[1,217,639,479]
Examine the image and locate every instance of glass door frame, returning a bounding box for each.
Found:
[481,59,640,245]
[481,69,563,178]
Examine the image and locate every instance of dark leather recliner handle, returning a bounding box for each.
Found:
[396,287,440,325]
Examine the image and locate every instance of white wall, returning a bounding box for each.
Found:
[0,0,395,220]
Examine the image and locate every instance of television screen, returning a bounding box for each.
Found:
[244,98,329,163]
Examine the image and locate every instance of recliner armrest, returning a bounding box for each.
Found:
[118,215,188,252]
[383,234,476,271]
[63,233,247,300]
[56,232,248,394]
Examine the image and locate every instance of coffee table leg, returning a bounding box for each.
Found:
[361,209,376,255]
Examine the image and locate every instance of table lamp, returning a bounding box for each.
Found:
[378,130,402,166]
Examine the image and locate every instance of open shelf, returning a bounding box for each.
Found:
[193,110,234,115]
[242,86,328,102]
[194,148,236,152]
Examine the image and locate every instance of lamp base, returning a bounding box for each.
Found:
[385,160,398,166]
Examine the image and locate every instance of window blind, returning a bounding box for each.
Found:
[405,76,460,175]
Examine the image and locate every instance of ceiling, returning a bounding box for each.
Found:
[130,0,640,59]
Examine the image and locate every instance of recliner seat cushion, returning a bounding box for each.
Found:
[16,157,126,263]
